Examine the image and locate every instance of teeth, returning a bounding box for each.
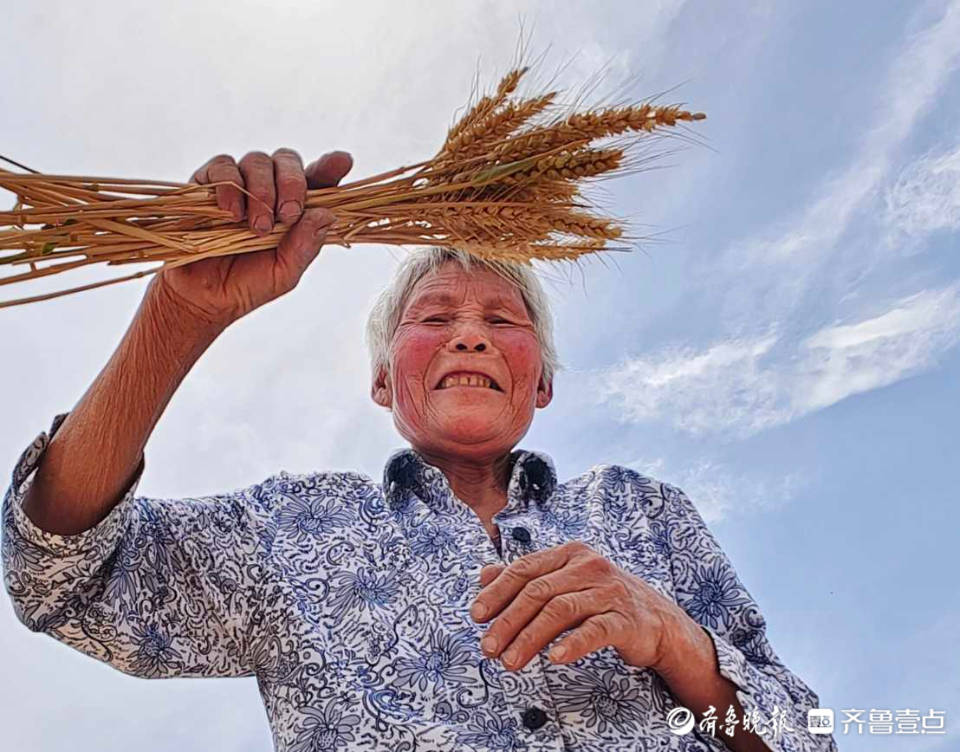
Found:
[439,374,497,390]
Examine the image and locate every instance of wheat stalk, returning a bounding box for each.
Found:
[0,64,705,308]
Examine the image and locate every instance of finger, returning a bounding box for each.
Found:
[188,165,208,185]
[547,612,625,665]
[305,150,353,190]
[238,150,276,236]
[478,563,596,660]
[471,542,586,623]
[479,564,505,588]
[205,155,244,222]
[498,591,610,671]
[272,148,307,225]
[274,207,336,288]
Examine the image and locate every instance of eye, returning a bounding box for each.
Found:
[488,317,511,325]
[423,316,448,324]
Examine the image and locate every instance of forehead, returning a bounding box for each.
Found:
[404,264,525,309]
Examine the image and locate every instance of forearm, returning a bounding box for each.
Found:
[22,281,224,534]
[656,612,772,752]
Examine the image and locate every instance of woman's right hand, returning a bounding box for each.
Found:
[145,148,353,331]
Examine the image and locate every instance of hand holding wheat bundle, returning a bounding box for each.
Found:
[144,150,353,331]
[0,65,705,311]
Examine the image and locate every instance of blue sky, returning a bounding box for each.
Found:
[2,1,958,749]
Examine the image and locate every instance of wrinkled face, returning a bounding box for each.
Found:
[372,261,553,458]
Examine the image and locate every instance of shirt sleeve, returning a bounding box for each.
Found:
[661,481,838,752]
[1,412,274,679]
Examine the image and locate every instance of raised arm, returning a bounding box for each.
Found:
[21,148,351,536]
[3,148,353,678]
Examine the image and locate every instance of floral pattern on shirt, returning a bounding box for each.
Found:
[2,412,837,752]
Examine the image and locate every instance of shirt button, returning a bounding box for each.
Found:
[521,706,548,730]
[511,526,532,544]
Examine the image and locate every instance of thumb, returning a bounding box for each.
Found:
[276,207,336,285]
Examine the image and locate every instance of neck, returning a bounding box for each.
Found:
[415,447,512,526]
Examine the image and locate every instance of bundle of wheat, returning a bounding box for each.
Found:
[0,65,705,309]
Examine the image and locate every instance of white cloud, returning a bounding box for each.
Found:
[708,0,960,322]
[605,1,960,438]
[597,333,786,437]
[797,285,960,412]
[882,142,960,250]
[597,284,960,437]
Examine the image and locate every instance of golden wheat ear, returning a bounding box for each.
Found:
[0,60,705,309]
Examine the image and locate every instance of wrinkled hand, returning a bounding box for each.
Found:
[470,541,692,673]
[146,148,353,331]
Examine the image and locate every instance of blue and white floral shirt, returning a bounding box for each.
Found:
[2,412,836,752]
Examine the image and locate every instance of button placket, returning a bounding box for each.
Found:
[506,655,561,747]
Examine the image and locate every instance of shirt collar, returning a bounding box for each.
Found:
[382,446,558,515]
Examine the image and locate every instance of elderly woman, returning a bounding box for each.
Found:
[2,150,834,752]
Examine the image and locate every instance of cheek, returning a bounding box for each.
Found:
[390,329,445,395]
[496,331,543,385]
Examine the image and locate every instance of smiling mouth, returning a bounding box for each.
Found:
[435,373,503,391]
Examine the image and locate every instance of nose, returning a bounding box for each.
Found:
[447,320,490,352]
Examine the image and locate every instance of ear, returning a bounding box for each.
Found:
[535,373,553,408]
[371,365,393,410]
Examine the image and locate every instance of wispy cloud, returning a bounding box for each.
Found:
[710,0,960,321]
[596,333,785,437]
[596,284,960,437]
[797,285,960,411]
[599,2,960,437]
[882,141,960,251]
[625,455,803,523]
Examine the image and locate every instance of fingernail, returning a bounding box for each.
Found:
[481,636,498,655]
[502,647,518,666]
[549,645,566,662]
[254,216,272,235]
[471,602,487,621]
[278,201,301,222]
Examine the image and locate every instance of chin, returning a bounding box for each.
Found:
[434,413,510,444]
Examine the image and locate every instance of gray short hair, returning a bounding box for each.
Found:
[365,246,562,389]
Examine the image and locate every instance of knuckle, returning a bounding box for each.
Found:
[492,613,516,636]
[273,147,302,162]
[277,172,307,194]
[240,150,272,169]
[522,578,553,602]
[587,555,614,576]
[584,618,609,642]
[599,615,617,640]
[206,159,237,182]
[606,579,631,602]
[511,555,539,578]
[544,593,579,621]
[566,540,591,555]
[281,170,308,186]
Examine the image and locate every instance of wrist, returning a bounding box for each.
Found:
[141,276,230,345]
[652,607,715,684]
